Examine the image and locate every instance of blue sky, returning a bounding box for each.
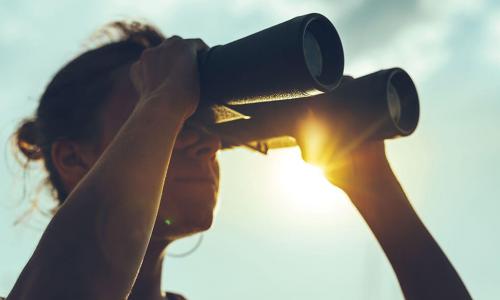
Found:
[1,0,499,299]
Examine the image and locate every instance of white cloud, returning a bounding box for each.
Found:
[419,0,487,17]
[346,0,488,82]
[227,0,364,20]
[0,9,39,45]
[483,10,500,66]
[346,21,451,82]
[101,0,177,20]
[99,0,320,26]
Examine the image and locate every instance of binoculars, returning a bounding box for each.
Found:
[191,13,420,153]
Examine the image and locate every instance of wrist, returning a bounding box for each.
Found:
[325,158,399,197]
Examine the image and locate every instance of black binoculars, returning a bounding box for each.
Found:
[191,13,420,153]
[197,13,344,105]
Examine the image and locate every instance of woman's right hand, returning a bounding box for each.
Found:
[129,36,208,122]
[7,36,211,300]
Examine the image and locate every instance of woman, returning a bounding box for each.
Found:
[5,22,470,299]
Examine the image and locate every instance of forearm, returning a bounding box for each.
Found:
[9,96,183,299]
[345,175,471,300]
[64,96,183,281]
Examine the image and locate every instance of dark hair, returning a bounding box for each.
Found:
[14,21,165,206]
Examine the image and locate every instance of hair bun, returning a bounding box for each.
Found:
[16,119,43,160]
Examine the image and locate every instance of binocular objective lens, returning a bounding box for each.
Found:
[303,30,323,78]
[387,82,402,124]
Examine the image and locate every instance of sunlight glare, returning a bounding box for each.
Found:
[270,147,350,216]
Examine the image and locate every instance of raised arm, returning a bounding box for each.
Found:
[301,139,471,299]
[8,37,206,300]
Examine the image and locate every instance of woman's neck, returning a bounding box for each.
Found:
[128,239,170,300]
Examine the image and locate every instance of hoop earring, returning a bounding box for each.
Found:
[167,233,204,258]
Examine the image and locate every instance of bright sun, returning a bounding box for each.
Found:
[269,147,351,215]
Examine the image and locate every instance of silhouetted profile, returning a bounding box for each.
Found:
[5,21,471,300]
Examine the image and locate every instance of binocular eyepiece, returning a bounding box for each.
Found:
[323,68,419,140]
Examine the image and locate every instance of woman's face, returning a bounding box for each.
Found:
[92,65,221,242]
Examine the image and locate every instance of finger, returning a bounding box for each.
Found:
[341,75,355,83]
[146,35,183,57]
[162,35,183,46]
[129,61,139,75]
[167,35,183,41]
[185,38,209,52]
[129,62,143,88]
[130,59,145,74]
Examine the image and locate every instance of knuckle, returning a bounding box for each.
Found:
[160,37,188,53]
[193,38,209,50]
[168,35,182,41]
[163,35,183,47]
[172,41,193,56]
[178,39,192,49]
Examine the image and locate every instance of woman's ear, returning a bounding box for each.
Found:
[51,139,98,192]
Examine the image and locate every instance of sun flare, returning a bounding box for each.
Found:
[270,147,350,215]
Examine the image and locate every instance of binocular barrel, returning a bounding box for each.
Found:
[209,68,419,150]
[198,13,344,106]
[333,68,420,139]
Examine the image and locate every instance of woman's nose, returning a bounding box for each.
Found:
[175,127,221,159]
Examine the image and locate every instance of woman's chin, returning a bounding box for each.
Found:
[152,183,219,241]
[151,209,215,242]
